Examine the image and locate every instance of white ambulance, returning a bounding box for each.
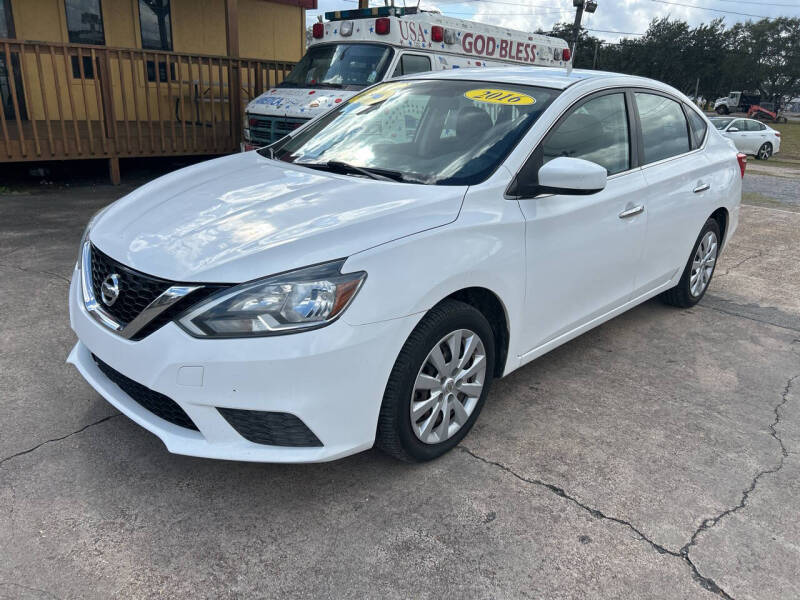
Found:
[242,6,570,150]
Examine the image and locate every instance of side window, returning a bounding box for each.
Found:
[635,93,690,164]
[392,54,432,77]
[685,108,707,149]
[139,0,173,51]
[749,120,766,132]
[542,92,630,175]
[731,119,747,131]
[65,0,105,45]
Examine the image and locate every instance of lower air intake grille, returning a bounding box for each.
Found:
[93,354,198,431]
[217,408,322,447]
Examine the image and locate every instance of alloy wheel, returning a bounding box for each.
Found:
[410,329,487,444]
[758,144,771,160]
[690,231,718,297]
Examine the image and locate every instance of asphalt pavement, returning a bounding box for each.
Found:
[1,174,799,599]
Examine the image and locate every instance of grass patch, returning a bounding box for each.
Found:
[772,121,800,160]
[742,191,800,212]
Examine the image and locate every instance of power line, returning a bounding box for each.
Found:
[650,0,784,18]
[709,0,800,7]
[587,27,645,36]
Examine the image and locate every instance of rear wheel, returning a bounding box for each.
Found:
[661,219,721,308]
[757,143,772,160]
[376,299,495,462]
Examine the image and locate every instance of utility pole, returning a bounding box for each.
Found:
[592,40,599,69]
[570,1,597,61]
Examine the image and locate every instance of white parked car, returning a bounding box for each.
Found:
[69,68,743,463]
[710,116,781,160]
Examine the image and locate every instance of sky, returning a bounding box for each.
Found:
[305,0,800,42]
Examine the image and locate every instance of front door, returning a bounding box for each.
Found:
[517,91,646,354]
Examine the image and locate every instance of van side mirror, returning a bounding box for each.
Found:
[535,157,607,195]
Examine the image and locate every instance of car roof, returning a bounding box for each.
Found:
[402,66,669,91]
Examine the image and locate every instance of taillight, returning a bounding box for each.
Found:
[775,132,781,138]
[431,25,444,42]
[562,48,571,61]
[737,152,747,178]
[375,17,390,35]
[312,23,324,38]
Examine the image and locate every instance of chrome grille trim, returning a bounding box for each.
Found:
[80,241,202,339]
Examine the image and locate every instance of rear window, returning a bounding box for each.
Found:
[685,108,707,149]
[635,93,690,164]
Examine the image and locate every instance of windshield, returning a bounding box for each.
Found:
[279,43,394,90]
[264,80,560,186]
[710,117,733,130]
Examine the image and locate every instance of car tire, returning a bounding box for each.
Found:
[375,299,495,462]
[756,143,772,160]
[716,106,728,115]
[661,218,721,308]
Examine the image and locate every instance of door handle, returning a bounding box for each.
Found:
[618,205,644,219]
[693,183,710,193]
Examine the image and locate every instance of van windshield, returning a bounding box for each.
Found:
[278,43,394,90]
[264,79,560,186]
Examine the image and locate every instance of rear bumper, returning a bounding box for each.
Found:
[68,271,419,462]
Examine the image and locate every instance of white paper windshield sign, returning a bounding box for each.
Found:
[465,89,536,105]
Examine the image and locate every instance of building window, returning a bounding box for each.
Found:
[1,0,15,38]
[65,0,105,45]
[139,0,173,51]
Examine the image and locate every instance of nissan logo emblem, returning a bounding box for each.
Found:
[100,273,121,307]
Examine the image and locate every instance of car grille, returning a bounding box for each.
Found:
[89,244,224,340]
[90,245,172,326]
[217,408,323,447]
[93,354,199,431]
[247,114,309,145]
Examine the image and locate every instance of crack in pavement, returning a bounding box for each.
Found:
[458,446,735,599]
[698,301,800,334]
[0,414,121,468]
[680,373,797,558]
[0,581,62,600]
[720,250,763,276]
[0,261,72,284]
[460,371,799,600]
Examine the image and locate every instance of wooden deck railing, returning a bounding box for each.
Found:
[0,38,294,179]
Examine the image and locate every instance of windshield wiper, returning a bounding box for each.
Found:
[300,160,405,182]
[277,81,300,88]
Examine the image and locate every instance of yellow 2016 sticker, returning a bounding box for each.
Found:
[349,82,410,106]
[465,89,536,105]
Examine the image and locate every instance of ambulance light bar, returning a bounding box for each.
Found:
[324,7,418,21]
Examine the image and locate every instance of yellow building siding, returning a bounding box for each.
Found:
[7,0,304,59]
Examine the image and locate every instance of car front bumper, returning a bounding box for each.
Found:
[67,271,419,462]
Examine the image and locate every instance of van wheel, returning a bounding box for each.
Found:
[376,299,495,462]
[757,143,772,160]
[661,219,721,308]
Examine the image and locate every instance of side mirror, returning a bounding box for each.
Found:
[536,157,607,195]
[727,127,739,132]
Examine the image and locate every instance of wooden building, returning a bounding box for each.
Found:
[0,0,312,182]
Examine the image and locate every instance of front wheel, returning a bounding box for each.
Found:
[716,106,728,115]
[376,299,495,462]
[661,219,721,308]
[757,143,772,160]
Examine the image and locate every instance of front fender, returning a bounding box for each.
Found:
[342,174,527,374]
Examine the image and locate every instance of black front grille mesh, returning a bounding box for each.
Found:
[93,354,198,431]
[89,245,226,340]
[218,408,323,447]
[90,245,171,326]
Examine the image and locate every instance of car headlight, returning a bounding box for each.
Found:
[178,260,366,338]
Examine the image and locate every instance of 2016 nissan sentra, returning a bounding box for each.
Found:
[68,67,743,463]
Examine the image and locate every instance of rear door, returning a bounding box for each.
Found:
[517,90,647,353]
[634,92,716,294]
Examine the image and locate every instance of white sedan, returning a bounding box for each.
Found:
[68,68,743,463]
[711,116,781,160]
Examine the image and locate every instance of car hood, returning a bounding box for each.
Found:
[90,152,466,283]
